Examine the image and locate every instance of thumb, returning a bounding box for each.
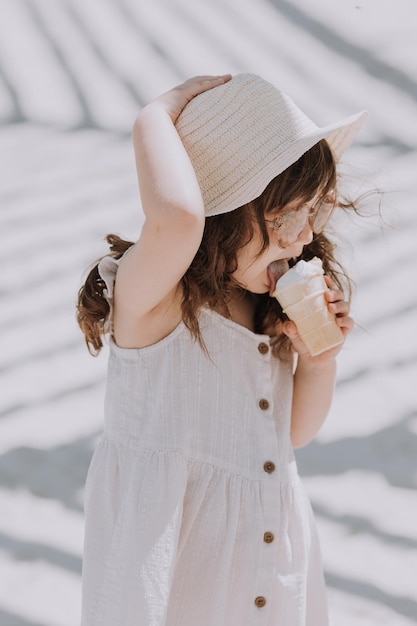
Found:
[282,320,310,357]
[282,320,298,338]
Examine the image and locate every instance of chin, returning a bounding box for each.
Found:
[245,286,268,295]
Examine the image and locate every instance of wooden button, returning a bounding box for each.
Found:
[259,399,270,411]
[263,531,274,543]
[254,596,266,608]
[258,342,269,355]
[263,461,276,474]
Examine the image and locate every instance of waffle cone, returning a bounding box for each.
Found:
[274,274,327,309]
[298,322,344,356]
[273,258,343,356]
[283,294,343,356]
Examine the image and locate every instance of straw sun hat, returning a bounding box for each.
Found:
[175,73,368,217]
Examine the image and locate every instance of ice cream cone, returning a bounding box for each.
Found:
[273,257,344,356]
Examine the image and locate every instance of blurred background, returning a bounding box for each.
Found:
[1,0,416,624]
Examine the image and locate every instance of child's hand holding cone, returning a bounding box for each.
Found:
[273,258,353,358]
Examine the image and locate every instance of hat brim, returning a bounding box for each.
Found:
[205,109,368,217]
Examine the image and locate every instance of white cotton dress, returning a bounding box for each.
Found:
[81,256,330,626]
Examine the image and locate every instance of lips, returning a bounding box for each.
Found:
[267,259,290,296]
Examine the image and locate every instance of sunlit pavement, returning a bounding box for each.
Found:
[1,1,416,624]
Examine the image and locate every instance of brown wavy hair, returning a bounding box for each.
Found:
[77,139,353,357]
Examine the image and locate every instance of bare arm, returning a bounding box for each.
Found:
[285,279,354,448]
[113,75,231,345]
[290,356,337,448]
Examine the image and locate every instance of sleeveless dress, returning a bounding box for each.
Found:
[81,256,329,626]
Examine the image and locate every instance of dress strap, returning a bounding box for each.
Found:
[97,256,121,335]
[97,255,120,303]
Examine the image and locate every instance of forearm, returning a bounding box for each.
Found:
[132,76,231,223]
[132,105,205,222]
[290,356,337,448]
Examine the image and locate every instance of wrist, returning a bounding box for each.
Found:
[296,353,337,374]
[135,102,173,126]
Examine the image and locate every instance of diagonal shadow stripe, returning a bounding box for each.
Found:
[65,1,145,109]
[168,2,247,71]
[325,571,417,622]
[0,57,25,124]
[0,339,83,376]
[336,352,417,387]
[351,301,417,335]
[0,608,42,626]
[208,0,415,155]
[312,501,417,551]
[296,410,417,490]
[110,1,186,81]
[21,0,96,128]
[268,0,417,102]
[0,531,81,575]
[0,379,104,420]
[0,433,98,512]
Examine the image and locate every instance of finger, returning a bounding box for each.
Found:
[189,74,232,82]
[182,74,232,97]
[336,315,354,333]
[282,321,311,356]
[328,299,350,316]
[324,275,333,289]
[200,74,232,82]
[160,74,232,122]
[324,287,344,303]
[282,320,298,338]
[336,313,354,327]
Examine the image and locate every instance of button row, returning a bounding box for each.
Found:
[257,341,273,611]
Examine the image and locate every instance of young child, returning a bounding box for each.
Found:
[77,73,367,625]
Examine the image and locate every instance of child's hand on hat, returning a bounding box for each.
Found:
[152,75,232,124]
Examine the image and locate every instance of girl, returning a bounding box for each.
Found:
[77,74,367,625]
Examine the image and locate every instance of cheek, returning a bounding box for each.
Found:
[234,253,256,281]
[232,247,264,286]
[235,234,264,270]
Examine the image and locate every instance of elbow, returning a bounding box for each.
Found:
[290,425,315,449]
[291,435,311,450]
[159,202,205,230]
[139,182,205,226]
[143,202,205,245]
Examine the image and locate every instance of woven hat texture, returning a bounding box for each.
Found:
[175,73,368,216]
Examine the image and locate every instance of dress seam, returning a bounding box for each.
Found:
[99,435,297,482]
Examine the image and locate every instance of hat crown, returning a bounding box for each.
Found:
[175,73,367,216]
